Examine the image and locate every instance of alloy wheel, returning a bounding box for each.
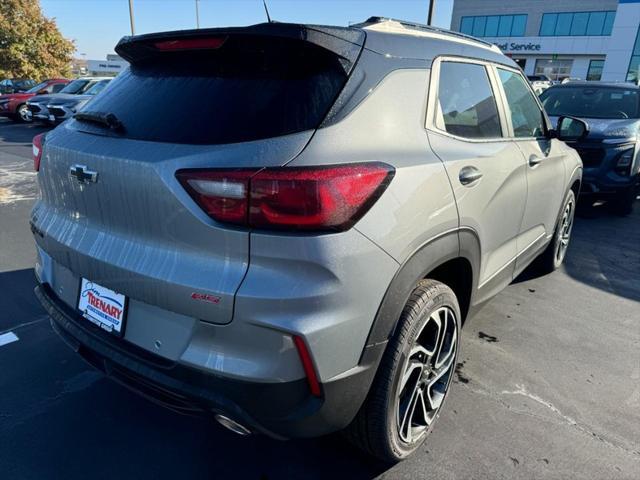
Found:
[18,105,32,122]
[556,198,575,263]
[395,306,457,444]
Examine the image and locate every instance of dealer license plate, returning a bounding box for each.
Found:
[78,278,127,335]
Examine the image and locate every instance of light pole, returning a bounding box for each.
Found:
[128,0,136,35]
[195,0,200,29]
[427,0,435,26]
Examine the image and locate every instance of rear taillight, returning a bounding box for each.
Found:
[176,163,394,232]
[33,133,44,171]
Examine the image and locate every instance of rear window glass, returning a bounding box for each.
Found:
[78,38,348,145]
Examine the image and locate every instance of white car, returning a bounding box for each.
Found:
[527,75,553,94]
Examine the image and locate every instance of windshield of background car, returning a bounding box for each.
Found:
[540,86,640,119]
[80,39,348,145]
[26,81,49,94]
[60,79,91,94]
[84,80,110,96]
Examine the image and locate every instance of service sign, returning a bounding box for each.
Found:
[78,279,126,334]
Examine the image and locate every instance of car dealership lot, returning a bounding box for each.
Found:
[0,119,638,479]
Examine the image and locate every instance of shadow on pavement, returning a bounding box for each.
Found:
[515,199,640,303]
[0,268,45,332]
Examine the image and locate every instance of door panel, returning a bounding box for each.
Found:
[493,67,566,271]
[427,59,527,295]
[429,132,527,288]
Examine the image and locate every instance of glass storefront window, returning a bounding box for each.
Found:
[540,11,616,36]
[586,60,605,81]
[459,14,527,37]
[534,59,574,82]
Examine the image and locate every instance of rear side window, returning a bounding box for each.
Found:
[436,62,502,139]
[497,69,546,138]
[79,38,347,145]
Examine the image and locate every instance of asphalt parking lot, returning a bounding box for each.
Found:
[0,118,638,479]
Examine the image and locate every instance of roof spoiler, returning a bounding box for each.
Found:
[115,22,366,74]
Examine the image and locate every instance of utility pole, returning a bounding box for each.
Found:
[128,0,136,35]
[427,0,435,26]
[195,0,200,29]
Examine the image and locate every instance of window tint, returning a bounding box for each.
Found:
[75,39,347,145]
[52,83,66,93]
[540,13,557,36]
[540,11,616,36]
[512,15,527,36]
[603,12,616,35]
[436,62,502,139]
[498,16,514,36]
[586,12,606,36]
[460,17,473,35]
[485,16,500,36]
[497,69,546,138]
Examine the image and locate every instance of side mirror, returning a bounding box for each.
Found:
[555,115,589,141]
[38,89,48,95]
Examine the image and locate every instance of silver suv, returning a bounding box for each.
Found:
[30,18,583,462]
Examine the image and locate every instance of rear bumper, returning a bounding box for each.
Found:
[35,282,384,439]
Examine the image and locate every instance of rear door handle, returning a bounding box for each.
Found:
[529,155,543,167]
[459,166,483,186]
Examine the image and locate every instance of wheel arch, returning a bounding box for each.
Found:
[362,228,480,350]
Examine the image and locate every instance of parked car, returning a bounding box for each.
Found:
[45,79,111,124]
[0,78,36,94]
[0,78,69,122]
[527,74,553,94]
[27,77,111,123]
[30,18,583,462]
[540,82,639,214]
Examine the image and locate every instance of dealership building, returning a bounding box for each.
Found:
[450,0,640,83]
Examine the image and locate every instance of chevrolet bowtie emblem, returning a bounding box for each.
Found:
[69,164,98,184]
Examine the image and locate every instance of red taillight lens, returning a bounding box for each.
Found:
[176,163,394,232]
[176,169,256,224]
[250,163,394,231]
[33,133,44,171]
[293,335,321,397]
[154,37,227,51]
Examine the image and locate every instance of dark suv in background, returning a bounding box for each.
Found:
[540,82,639,214]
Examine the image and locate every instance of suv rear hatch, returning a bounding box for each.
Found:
[33,23,364,325]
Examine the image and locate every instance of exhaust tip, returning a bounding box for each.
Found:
[214,413,252,436]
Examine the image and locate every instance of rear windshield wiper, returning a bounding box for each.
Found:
[74,111,125,132]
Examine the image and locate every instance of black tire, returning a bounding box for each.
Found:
[611,188,636,216]
[537,189,576,274]
[16,104,32,123]
[344,279,461,463]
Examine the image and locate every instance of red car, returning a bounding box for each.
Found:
[0,78,69,123]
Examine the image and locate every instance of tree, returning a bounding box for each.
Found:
[0,0,75,80]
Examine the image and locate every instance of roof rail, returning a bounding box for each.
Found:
[354,16,498,50]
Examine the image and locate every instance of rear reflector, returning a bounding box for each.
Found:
[293,335,321,397]
[154,37,227,51]
[32,133,44,171]
[176,163,394,232]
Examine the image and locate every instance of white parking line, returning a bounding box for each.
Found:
[0,331,19,347]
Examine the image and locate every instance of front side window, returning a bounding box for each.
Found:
[436,62,502,139]
[497,69,546,138]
